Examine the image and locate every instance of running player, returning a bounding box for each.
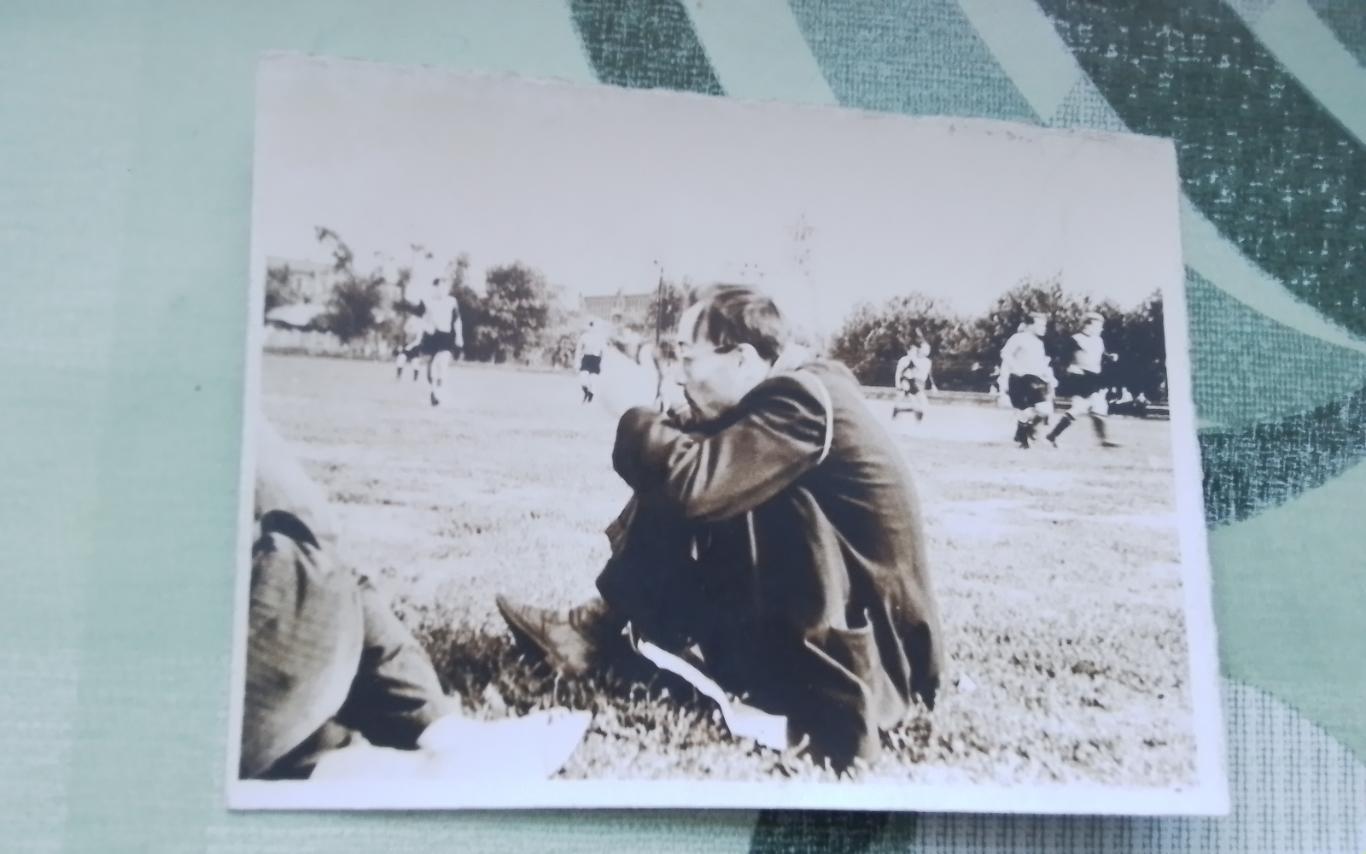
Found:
[394,311,428,382]
[998,312,1057,449]
[420,288,462,407]
[576,320,607,403]
[1046,311,1120,448]
[891,330,933,421]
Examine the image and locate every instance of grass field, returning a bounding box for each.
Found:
[261,352,1198,787]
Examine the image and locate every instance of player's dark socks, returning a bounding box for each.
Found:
[1046,413,1074,444]
[1013,421,1030,448]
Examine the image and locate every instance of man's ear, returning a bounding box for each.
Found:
[735,342,776,378]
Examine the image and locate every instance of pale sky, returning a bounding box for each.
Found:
[252,56,1183,335]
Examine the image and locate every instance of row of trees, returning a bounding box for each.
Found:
[267,231,1166,399]
[830,276,1167,400]
[642,275,1167,401]
[264,228,396,353]
[265,228,579,366]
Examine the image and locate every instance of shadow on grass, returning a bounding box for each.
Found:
[393,599,942,783]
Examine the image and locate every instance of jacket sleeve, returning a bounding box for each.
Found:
[612,372,831,523]
[333,575,461,750]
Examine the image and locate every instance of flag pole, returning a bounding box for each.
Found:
[654,265,666,410]
[654,266,665,350]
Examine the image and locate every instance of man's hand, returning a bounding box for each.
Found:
[592,346,666,421]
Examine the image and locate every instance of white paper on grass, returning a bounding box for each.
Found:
[311,710,592,782]
[636,640,789,752]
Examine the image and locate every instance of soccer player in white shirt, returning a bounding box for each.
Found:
[576,320,608,403]
[1046,312,1120,448]
[891,330,933,421]
[421,289,463,407]
[998,312,1057,448]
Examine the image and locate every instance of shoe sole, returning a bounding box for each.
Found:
[495,595,592,677]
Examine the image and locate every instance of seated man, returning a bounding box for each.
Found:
[497,284,943,768]
[243,419,586,781]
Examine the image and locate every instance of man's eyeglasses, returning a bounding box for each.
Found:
[672,341,736,361]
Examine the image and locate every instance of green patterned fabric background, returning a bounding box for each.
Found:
[2,1,1363,851]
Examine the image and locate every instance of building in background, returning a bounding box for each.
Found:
[581,291,653,329]
[265,257,346,306]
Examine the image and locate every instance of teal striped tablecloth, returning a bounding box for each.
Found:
[2,2,1362,850]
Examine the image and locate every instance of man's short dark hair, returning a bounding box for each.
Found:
[687,284,789,364]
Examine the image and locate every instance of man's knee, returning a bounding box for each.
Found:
[243,525,364,779]
[595,497,715,645]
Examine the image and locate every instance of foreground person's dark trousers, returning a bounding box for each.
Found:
[596,494,904,769]
[245,510,458,779]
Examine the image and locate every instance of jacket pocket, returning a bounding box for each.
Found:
[817,613,877,681]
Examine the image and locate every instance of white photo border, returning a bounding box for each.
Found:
[225,53,1228,816]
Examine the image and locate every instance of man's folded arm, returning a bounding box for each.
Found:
[612,373,830,523]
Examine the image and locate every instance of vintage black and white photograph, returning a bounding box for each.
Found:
[228,54,1225,813]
